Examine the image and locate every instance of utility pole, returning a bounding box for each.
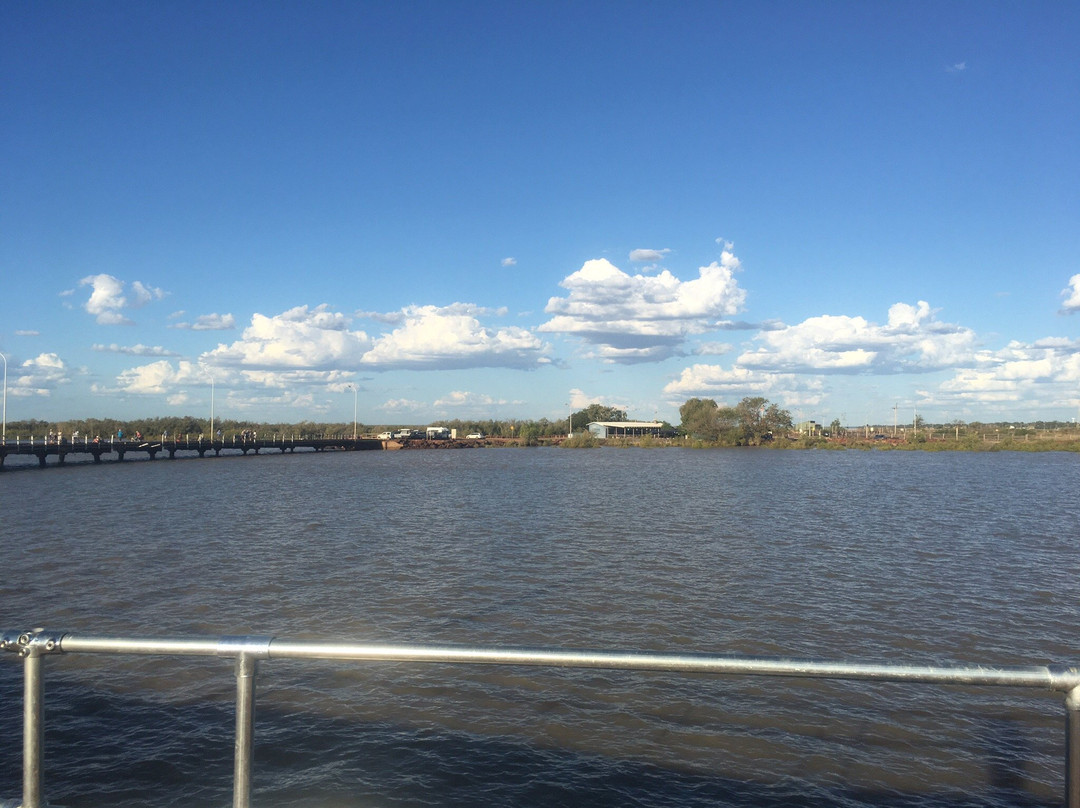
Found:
[893,403,898,435]
[1,351,6,444]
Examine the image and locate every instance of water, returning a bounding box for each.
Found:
[1,447,1078,807]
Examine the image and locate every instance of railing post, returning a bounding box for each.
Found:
[233,654,258,808]
[22,645,43,808]
[1067,686,1080,808]
[5,630,63,808]
[217,636,271,808]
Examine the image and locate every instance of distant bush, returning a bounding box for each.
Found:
[560,432,601,449]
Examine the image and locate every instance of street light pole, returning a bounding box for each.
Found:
[200,365,215,438]
[1,351,7,443]
[348,384,357,439]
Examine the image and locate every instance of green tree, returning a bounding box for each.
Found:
[517,421,542,445]
[570,403,628,431]
[679,398,721,441]
[732,397,793,445]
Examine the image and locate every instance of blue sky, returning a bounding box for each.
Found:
[2,1,1078,428]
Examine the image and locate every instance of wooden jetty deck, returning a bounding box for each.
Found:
[0,434,384,469]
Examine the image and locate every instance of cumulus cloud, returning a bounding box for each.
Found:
[737,301,977,373]
[656,365,825,410]
[379,398,424,411]
[433,390,504,408]
[202,304,373,369]
[240,369,358,389]
[501,257,517,267]
[1060,275,1080,313]
[109,358,358,401]
[696,342,733,356]
[171,313,237,331]
[200,303,549,373]
[10,353,69,397]
[629,248,671,263]
[663,364,825,408]
[130,281,165,307]
[568,388,594,409]
[359,303,551,370]
[79,274,166,324]
[935,339,1080,407]
[567,388,627,413]
[356,309,407,325]
[93,343,181,357]
[113,359,204,395]
[539,251,747,363]
[660,301,978,408]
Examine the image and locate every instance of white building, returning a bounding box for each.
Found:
[586,421,664,439]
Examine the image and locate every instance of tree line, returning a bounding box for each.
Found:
[3,399,790,445]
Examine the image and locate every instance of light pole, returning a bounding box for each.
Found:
[1,351,6,443]
[200,364,215,439]
[348,384,358,439]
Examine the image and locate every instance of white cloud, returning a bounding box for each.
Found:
[629,248,671,262]
[360,304,551,370]
[200,303,549,373]
[737,301,977,373]
[379,398,424,411]
[433,390,503,408]
[109,357,358,407]
[93,343,181,357]
[239,369,357,389]
[696,342,733,356]
[567,388,628,412]
[356,309,407,325]
[663,364,825,408]
[203,304,373,369]
[14,330,40,336]
[568,388,594,409]
[539,251,747,363]
[171,313,237,331]
[11,353,69,397]
[947,61,968,72]
[81,274,131,324]
[113,359,203,395]
[934,339,1080,407]
[1060,275,1080,313]
[501,257,517,267]
[79,274,166,325]
[130,281,166,307]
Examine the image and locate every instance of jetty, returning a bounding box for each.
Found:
[0,433,383,469]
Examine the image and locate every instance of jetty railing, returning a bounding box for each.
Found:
[3,629,1079,808]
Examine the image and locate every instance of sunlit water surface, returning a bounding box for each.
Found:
[2,447,1078,807]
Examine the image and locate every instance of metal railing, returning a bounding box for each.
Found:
[4,628,1080,808]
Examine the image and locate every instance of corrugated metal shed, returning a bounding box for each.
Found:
[586,421,664,439]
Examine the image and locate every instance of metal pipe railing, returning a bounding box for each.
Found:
[4,628,1080,808]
